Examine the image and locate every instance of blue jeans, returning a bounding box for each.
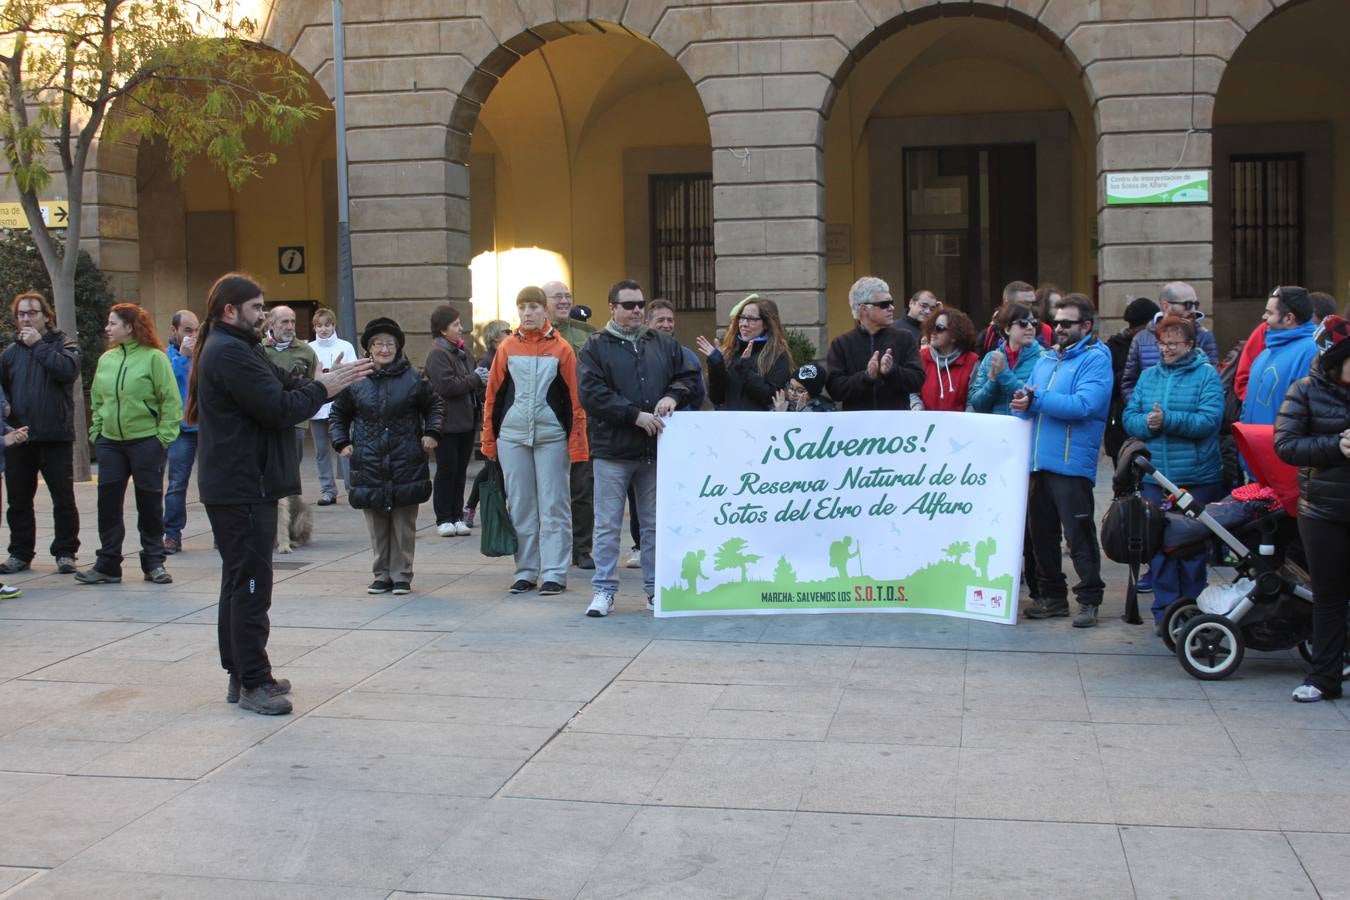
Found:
[310,419,349,497]
[1142,481,1227,622]
[164,430,198,541]
[592,458,657,597]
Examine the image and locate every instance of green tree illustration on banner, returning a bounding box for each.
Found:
[943,541,971,565]
[714,539,761,582]
[773,556,797,584]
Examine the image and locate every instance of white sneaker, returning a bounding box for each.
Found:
[1293,683,1328,703]
[454,521,471,536]
[586,591,614,618]
[646,594,655,612]
[436,522,456,537]
[625,550,640,569]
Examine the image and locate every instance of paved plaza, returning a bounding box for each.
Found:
[1,461,1347,899]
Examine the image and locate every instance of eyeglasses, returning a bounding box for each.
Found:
[547,292,573,301]
[1010,318,1039,329]
[1159,341,1192,351]
[1171,301,1201,311]
[738,314,763,322]
[785,386,809,396]
[15,309,42,318]
[865,300,895,310]
[616,301,645,311]
[1052,319,1082,329]
[369,341,398,351]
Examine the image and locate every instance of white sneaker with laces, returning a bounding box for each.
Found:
[454,521,471,536]
[436,522,456,537]
[626,550,640,569]
[586,591,614,618]
[1293,683,1327,703]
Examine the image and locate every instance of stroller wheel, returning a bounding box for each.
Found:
[1160,598,1202,652]
[1177,614,1245,680]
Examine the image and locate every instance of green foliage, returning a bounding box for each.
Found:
[0,229,112,391]
[773,556,796,584]
[713,538,761,582]
[785,330,817,368]
[942,540,971,565]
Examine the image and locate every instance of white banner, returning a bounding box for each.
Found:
[654,411,1031,623]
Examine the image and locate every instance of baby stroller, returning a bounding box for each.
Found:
[1124,424,1321,680]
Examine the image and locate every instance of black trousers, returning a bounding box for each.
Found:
[93,436,166,576]
[1028,470,1105,606]
[570,459,594,560]
[208,502,278,689]
[4,440,80,561]
[1300,516,1350,696]
[432,430,475,524]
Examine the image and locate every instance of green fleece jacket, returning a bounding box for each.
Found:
[89,341,182,446]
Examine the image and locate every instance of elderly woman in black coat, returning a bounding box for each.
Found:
[1275,314,1350,703]
[330,317,444,595]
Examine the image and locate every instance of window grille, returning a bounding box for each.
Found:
[649,173,715,311]
[1231,155,1303,299]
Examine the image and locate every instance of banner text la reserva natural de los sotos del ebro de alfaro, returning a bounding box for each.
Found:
[654,410,1031,623]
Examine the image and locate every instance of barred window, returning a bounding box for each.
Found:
[649,173,714,311]
[1231,155,1303,299]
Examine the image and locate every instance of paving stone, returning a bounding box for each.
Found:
[1086,695,1220,726]
[503,732,685,805]
[1122,825,1318,899]
[648,737,818,810]
[402,798,638,898]
[956,747,1113,823]
[800,742,956,817]
[571,681,725,737]
[1287,833,1350,900]
[316,689,581,729]
[10,864,388,899]
[765,812,954,899]
[952,819,1133,899]
[0,867,40,893]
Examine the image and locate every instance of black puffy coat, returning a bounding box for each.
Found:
[329,356,444,511]
[825,324,924,410]
[579,327,700,462]
[0,329,81,441]
[706,339,791,411]
[1275,367,1350,523]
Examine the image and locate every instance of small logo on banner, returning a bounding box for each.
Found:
[965,586,1005,614]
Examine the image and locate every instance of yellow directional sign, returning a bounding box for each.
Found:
[0,201,70,229]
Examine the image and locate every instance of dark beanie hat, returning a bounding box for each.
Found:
[361,316,405,354]
[794,362,827,398]
[1123,297,1161,327]
[1315,314,1350,374]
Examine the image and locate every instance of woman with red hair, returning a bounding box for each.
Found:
[76,303,181,586]
[911,307,980,411]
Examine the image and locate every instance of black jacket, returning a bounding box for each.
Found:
[195,321,327,505]
[706,339,791,411]
[423,336,480,434]
[825,324,925,410]
[0,329,81,441]
[329,356,444,511]
[1274,368,1350,523]
[579,327,699,462]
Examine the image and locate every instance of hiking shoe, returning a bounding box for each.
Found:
[575,553,594,570]
[1024,599,1069,619]
[144,567,173,585]
[391,581,412,595]
[509,579,536,594]
[0,583,21,600]
[238,685,293,715]
[586,591,614,617]
[539,581,565,596]
[0,556,30,574]
[463,506,476,528]
[162,539,181,556]
[368,579,393,594]
[1072,604,1099,628]
[55,555,78,573]
[74,568,121,585]
[625,550,640,569]
[228,674,291,704]
[436,522,456,537]
[317,493,337,507]
[454,521,471,536]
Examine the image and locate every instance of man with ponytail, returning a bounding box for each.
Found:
[187,274,372,715]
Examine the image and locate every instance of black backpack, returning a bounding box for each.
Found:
[1101,440,1167,624]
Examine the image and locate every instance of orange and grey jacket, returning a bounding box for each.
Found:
[481,324,588,462]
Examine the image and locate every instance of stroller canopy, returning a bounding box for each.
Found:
[1232,423,1300,516]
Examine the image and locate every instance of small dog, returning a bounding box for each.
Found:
[275,494,313,554]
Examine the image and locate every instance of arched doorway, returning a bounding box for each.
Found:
[455,26,712,339]
[1212,0,1350,349]
[823,10,1095,337]
[135,53,336,336]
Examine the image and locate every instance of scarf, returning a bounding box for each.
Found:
[605,320,647,343]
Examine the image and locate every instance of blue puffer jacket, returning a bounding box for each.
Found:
[1241,320,1319,426]
[1120,314,1219,404]
[968,339,1044,416]
[1122,349,1224,487]
[1014,335,1113,480]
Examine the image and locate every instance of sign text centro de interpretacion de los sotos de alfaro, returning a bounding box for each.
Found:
[654,411,1032,624]
[1105,171,1210,205]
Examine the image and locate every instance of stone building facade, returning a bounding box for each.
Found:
[58,0,1349,355]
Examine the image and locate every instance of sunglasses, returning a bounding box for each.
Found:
[615,301,645,311]
[1172,301,1201,311]
[865,300,895,310]
[931,324,948,334]
[1052,319,1082,329]
[1011,318,1039,329]
[738,314,763,322]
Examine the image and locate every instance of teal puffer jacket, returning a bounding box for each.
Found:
[1122,349,1224,487]
[968,339,1044,416]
